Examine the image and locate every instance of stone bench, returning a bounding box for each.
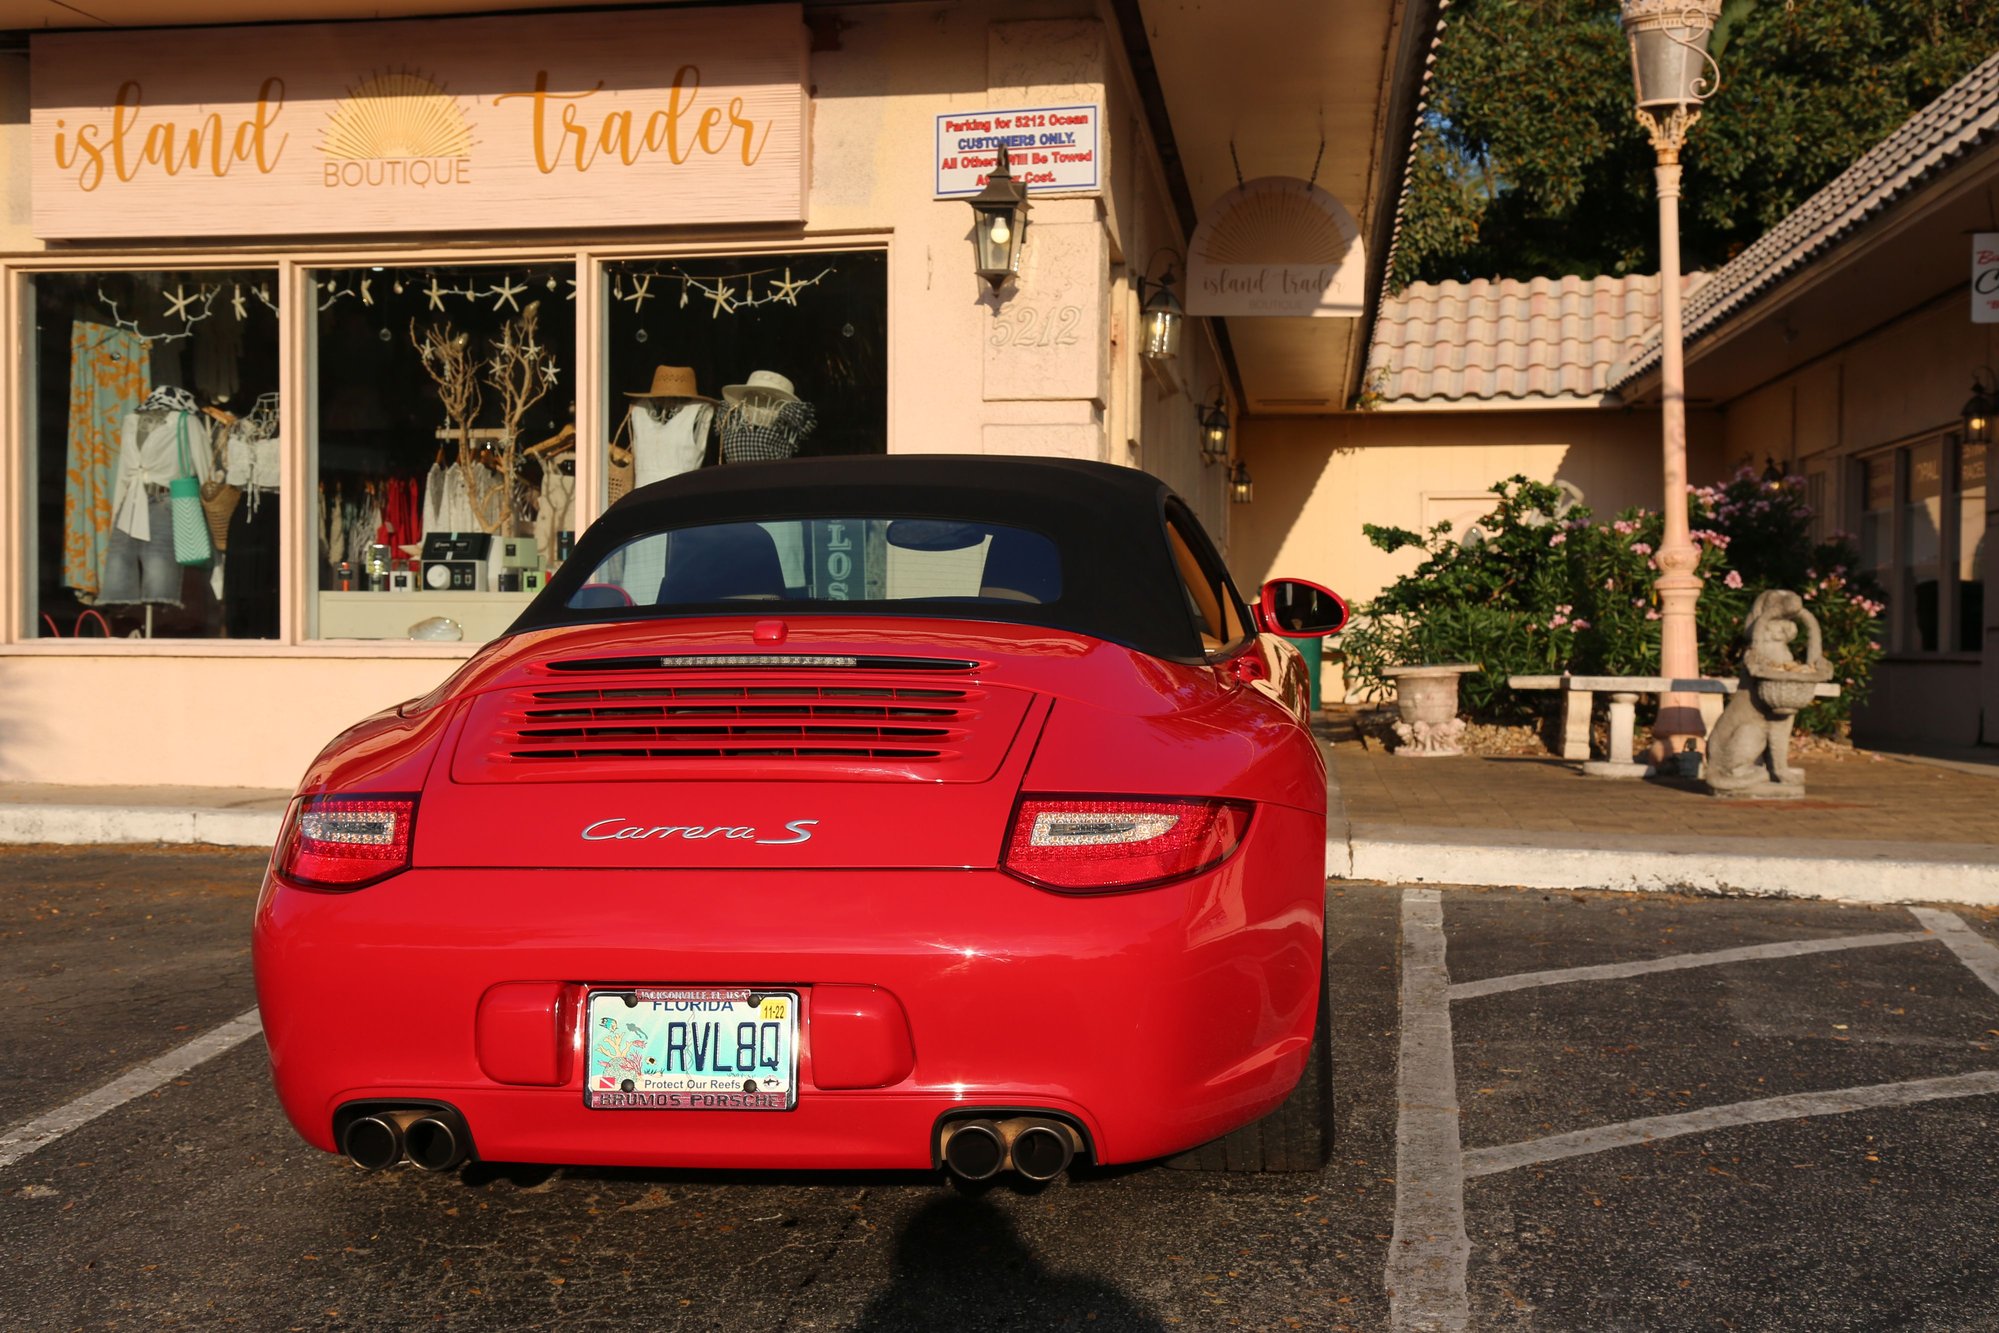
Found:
[1508,674,1840,777]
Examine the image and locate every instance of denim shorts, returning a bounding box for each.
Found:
[100,491,185,606]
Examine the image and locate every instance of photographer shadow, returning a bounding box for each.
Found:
[851,1192,1166,1332]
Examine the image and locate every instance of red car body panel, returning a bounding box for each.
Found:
[253,461,1334,1174]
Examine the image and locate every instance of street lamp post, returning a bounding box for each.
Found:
[1621,0,1722,755]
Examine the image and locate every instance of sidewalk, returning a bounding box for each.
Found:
[1321,717,1999,904]
[0,784,288,848]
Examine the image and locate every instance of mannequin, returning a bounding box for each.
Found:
[102,384,210,614]
[718,369,816,464]
[623,365,718,486]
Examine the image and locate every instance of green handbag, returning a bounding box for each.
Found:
[168,413,213,566]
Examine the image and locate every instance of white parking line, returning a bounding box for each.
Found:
[1387,888,1470,1333]
[1462,1069,1999,1178]
[0,1008,263,1171]
[1448,930,1935,1001]
[1907,908,1999,998]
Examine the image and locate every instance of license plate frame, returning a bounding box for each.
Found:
[584,987,799,1111]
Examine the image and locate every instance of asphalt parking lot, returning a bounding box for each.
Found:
[3,847,1998,1331]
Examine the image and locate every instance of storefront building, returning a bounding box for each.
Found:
[0,0,1410,788]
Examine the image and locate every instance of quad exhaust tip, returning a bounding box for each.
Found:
[940,1115,1080,1182]
[341,1108,470,1172]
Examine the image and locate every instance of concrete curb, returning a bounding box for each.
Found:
[1327,834,1999,906]
[0,805,282,848]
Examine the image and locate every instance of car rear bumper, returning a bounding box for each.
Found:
[251,804,1326,1170]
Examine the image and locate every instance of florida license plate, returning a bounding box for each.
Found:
[585,987,798,1110]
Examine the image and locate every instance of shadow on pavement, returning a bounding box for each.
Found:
[851,1193,1166,1332]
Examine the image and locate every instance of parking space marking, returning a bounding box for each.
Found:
[0,1008,263,1171]
[1448,930,1935,1001]
[1462,1069,1999,1178]
[1388,888,1471,1333]
[1907,908,1999,998]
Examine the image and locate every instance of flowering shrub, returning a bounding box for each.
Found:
[1339,472,1884,734]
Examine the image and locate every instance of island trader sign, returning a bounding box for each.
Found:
[1185,177,1365,318]
[28,6,808,239]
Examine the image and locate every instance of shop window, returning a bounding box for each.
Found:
[310,263,576,643]
[1958,440,1986,654]
[602,251,885,497]
[27,269,280,639]
[1857,435,1984,657]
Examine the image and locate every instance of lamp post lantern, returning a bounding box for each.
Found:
[1622,0,1722,752]
[968,144,1031,291]
[1963,373,1996,447]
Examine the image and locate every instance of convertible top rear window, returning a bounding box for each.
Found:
[569,518,1061,610]
[509,455,1234,662]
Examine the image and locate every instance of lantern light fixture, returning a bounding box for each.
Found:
[1138,252,1185,362]
[968,144,1031,291]
[1229,459,1254,505]
[1199,395,1230,464]
[1963,370,1997,448]
[1619,0,1723,154]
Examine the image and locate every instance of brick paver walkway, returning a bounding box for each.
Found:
[1326,738,1999,849]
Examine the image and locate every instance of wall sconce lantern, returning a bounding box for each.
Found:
[969,144,1031,291]
[1963,371,1996,448]
[1199,396,1230,464]
[1229,459,1254,505]
[1139,260,1185,362]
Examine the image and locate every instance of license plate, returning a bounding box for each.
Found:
[585,987,798,1110]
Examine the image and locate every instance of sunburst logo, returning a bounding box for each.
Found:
[320,69,475,188]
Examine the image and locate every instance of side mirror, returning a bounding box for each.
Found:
[1258,577,1348,638]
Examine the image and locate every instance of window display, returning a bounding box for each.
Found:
[311,263,575,642]
[604,251,884,491]
[29,268,280,638]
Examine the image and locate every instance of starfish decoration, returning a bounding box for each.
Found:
[768,267,808,306]
[231,285,248,320]
[424,277,449,312]
[706,281,736,320]
[565,277,578,299]
[162,284,199,321]
[489,276,527,312]
[360,277,374,307]
[523,339,542,359]
[628,274,654,311]
[679,278,691,309]
[540,361,562,387]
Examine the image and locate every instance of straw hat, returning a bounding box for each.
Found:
[721,369,799,403]
[624,365,717,401]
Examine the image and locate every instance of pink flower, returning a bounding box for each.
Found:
[1549,532,1567,547]
[1572,618,1591,630]
[1631,542,1654,556]
[1723,569,1743,589]
[1551,614,1568,627]
[1604,579,1616,590]
[1645,608,1661,621]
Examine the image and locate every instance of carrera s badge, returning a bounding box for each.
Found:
[580,819,818,845]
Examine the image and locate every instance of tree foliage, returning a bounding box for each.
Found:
[1390,0,1999,288]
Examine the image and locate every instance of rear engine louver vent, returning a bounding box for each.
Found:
[498,684,978,763]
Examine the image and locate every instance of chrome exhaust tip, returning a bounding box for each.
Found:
[1006,1121,1076,1182]
[341,1113,409,1171]
[404,1112,469,1172]
[998,1117,1078,1182]
[939,1119,1006,1181]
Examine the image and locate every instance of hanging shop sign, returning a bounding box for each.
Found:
[933,105,1100,197]
[28,5,809,239]
[1185,177,1364,318]
[1974,233,1999,324]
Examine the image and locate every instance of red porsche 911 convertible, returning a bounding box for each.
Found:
[252,455,1347,1182]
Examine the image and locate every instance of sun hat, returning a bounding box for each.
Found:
[721,369,799,403]
[624,365,717,401]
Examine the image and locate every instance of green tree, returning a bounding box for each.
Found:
[1390,0,1999,288]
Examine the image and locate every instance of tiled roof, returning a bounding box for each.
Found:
[1366,272,1707,406]
[1612,49,1999,389]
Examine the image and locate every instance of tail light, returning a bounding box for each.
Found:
[1002,797,1250,893]
[276,794,418,890]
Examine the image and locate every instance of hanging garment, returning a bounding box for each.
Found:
[65,322,151,601]
[719,398,817,464]
[632,402,714,486]
[224,492,279,638]
[534,456,576,571]
[110,408,211,543]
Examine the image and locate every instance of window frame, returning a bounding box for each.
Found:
[0,234,891,657]
[1852,428,1983,662]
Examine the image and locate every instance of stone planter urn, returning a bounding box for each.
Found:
[1382,663,1478,758]
[1705,590,1833,799]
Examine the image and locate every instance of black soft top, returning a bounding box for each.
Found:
[508,454,1224,662]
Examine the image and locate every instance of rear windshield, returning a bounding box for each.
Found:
[567,517,1062,611]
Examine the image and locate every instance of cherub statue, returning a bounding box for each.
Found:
[1704,590,1833,799]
